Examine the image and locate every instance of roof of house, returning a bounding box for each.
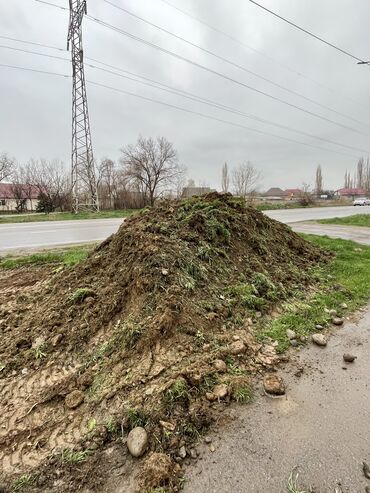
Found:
[0,183,39,199]
[337,187,366,195]
[181,186,214,197]
[284,188,302,195]
[263,187,284,197]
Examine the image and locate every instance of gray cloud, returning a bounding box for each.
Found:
[1,0,370,191]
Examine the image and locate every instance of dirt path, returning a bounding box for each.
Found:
[184,308,370,493]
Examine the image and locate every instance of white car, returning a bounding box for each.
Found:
[353,197,370,206]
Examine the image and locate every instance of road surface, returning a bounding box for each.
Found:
[184,309,370,493]
[1,205,370,253]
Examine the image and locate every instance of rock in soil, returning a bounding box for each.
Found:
[332,317,344,326]
[213,359,227,372]
[204,436,212,444]
[286,329,296,340]
[312,333,327,347]
[178,446,187,459]
[229,340,246,355]
[315,324,324,330]
[343,353,357,363]
[213,383,228,399]
[290,339,298,347]
[127,427,148,458]
[65,390,84,409]
[263,374,285,395]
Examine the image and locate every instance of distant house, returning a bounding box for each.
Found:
[0,183,39,212]
[335,188,367,200]
[181,186,215,198]
[262,187,285,201]
[284,188,302,201]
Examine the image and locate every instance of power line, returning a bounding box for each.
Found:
[0,44,69,62]
[34,0,68,11]
[102,0,370,129]
[0,61,358,157]
[85,60,369,155]
[87,15,370,138]
[86,79,359,158]
[0,35,65,52]
[249,0,367,63]
[0,62,69,77]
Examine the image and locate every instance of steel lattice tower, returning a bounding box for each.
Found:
[67,0,99,212]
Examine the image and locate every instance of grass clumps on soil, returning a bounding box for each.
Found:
[260,235,370,352]
[0,209,138,224]
[0,247,91,269]
[0,193,328,492]
[11,475,33,491]
[318,213,370,227]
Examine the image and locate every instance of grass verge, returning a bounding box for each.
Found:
[0,209,139,224]
[260,235,370,352]
[318,213,370,227]
[0,245,93,269]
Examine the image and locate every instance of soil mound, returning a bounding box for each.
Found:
[0,193,327,492]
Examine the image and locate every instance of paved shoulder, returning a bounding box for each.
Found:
[291,222,370,245]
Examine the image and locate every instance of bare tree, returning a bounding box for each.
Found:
[357,157,365,188]
[97,158,119,209]
[120,136,183,206]
[232,161,260,198]
[0,153,15,182]
[315,164,323,194]
[26,159,70,211]
[221,162,230,193]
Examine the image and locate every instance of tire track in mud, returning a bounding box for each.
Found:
[0,361,88,476]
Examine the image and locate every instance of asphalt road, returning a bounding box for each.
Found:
[1,205,370,253]
[184,310,370,493]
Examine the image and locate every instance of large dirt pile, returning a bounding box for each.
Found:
[0,193,328,492]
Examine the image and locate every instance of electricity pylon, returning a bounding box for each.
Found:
[67,0,99,212]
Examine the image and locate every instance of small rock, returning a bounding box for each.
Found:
[213,359,227,372]
[32,336,45,349]
[65,390,84,409]
[333,317,344,326]
[21,368,28,375]
[229,340,246,355]
[290,339,298,347]
[204,436,212,444]
[209,444,215,452]
[343,353,357,363]
[328,309,337,316]
[127,427,148,458]
[340,302,348,309]
[161,268,169,276]
[255,311,262,319]
[311,333,327,347]
[263,374,285,395]
[286,329,296,340]
[159,420,176,431]
[315,324,324,330]
[213,384,228,400]
[190,449,197,459]
[232,335,240,341]
[51,334,63,347]
[178,446,187,459]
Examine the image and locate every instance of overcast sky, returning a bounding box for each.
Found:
[1,0,370,191]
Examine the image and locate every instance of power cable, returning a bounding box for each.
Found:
[87,15,370,138]
[249,0,367,63]
[102,0,370,128]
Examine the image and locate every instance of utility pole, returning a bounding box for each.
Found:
[67,0,99,212]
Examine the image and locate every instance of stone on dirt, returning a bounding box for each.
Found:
[263,374,285,395]
[213,359,227,372]
[229,340,246,355]
[343,353,357,363]
[286,329,296,340]
[213,383,228,399]
[333,317,344,326]
[127,427,148,458]
[290,339,298,347]
[178,446,187,459]
[65,390,84,409]
[312,333,327,346]
[315,324,324,330]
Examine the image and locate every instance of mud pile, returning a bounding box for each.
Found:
[0,193,328,492]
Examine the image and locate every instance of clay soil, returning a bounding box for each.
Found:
[0,193,328,492]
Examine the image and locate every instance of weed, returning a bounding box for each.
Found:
[164,379,190,405]
[127,408,149,429]
[225,357,246,376]
[149,488,167,493]
[199,373,219,393]
[61,448,91,464]
[87,418,97,433]
[232,385,254,404]
[287,471,307,493]
[12,475,33,491]
[105,417,119,435]
[35,344,46,360]
[195,330,206,346]
[68,287,95,304]
[178,420,201,440]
